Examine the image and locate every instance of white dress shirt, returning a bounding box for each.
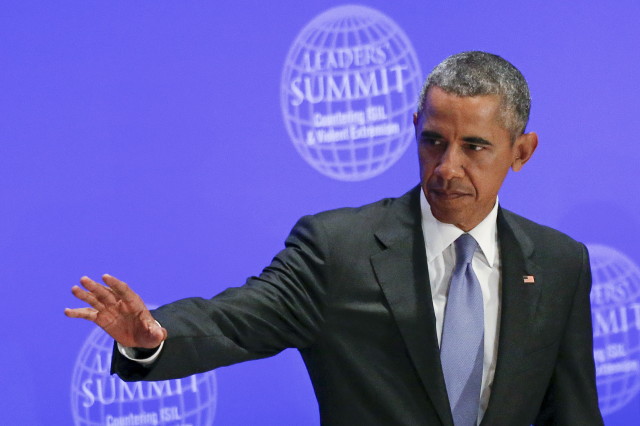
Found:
[420,190,501,424]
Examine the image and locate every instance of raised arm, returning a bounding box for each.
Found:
[64,274,167,349]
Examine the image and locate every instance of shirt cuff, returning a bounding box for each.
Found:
[117,340,164,365]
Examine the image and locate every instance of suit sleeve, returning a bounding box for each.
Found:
[111,214,331,381]
[535,244,604,425]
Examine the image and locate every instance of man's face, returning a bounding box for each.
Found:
[414,87,537,231]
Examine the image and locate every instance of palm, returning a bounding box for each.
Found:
[65,275,166,348]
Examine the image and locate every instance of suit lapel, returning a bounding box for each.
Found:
[370,187,454,426]
[481,209,543,424]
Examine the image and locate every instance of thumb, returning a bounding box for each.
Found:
[156,325,168,342]
[145,319,168,346]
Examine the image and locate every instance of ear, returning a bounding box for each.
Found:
[511,131,538,172]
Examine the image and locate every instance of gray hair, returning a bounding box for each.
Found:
[417,51,531,136]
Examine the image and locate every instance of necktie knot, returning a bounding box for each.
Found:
[455,233,478,267]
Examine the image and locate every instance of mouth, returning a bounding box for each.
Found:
[428,188,471,200]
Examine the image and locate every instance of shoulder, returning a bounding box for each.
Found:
[297,186,417,234]
[283,187,419,256]
[500,208,587,260]
[501,208,578,243]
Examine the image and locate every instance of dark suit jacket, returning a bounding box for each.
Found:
[113,186,603,425]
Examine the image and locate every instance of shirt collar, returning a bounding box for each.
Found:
[420,189,499,268]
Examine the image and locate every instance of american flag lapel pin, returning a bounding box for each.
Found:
[523,275,535,284]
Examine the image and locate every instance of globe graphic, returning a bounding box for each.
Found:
[280,5,423,181]
[71,327,217,425]
[588,244,640,416]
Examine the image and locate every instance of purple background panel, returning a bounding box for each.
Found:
[1,1,639,424]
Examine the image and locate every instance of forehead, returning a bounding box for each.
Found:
[420,87,504,128]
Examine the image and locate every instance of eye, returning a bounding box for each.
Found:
[421,137,443,147]
[465,143,486,152]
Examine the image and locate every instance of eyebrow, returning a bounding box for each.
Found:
[462,136,493,146]
[419,130,444,139]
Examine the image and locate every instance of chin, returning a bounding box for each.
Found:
[431,209,461,226]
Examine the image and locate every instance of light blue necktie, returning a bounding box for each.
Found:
[440,233,484,426]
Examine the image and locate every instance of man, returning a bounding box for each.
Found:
[66,51,603,425]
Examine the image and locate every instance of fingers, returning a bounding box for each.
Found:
[101,274,135,301]
[102,274,147,309]
[79,276,118,306]
[71,284,106,311]
[64,307,98,321]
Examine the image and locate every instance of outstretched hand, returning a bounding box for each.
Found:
[64,274,167,349]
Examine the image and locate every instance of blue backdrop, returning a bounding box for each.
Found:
[2,1,639,424]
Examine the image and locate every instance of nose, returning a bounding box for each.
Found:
[434,145,465,180]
